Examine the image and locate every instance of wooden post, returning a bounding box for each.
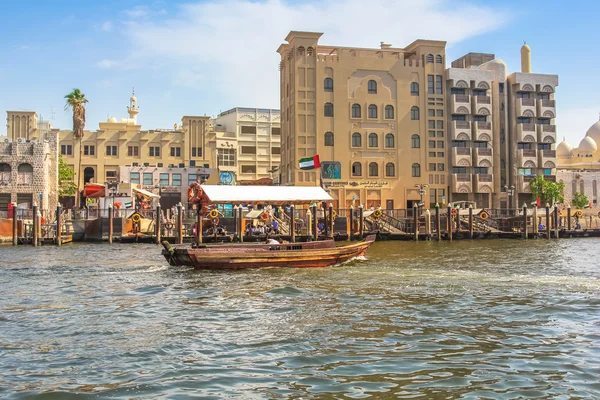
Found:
[290,205,296,243]
[358,204,364,240]
[56,205,62,247]
[307,208,313,239]
[177,203,183,244]
[522,204,528,239]
[328,203,334,239]
[313,205,318,241]
[447,206,453,241]
[197,207,202,244]
[567,207,572,231]
[435,203,441,241]
[155,205,162,245]
[468,205,474,239]
[12,203,18,246]
[322,203,327,237]
[425,209,431,240]
[238,206,243,243]
[554,205,559,239]
[32,203,38,247]
[349,205,354,241]
[108,204,113,244]
[455,206,461,234]
[533,206,538,235]
[413,203,418,242]
[545,204,550,239]
[233,205,238,240]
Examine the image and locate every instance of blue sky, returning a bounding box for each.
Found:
[1,0,599,146]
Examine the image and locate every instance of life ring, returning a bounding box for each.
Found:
[260,212,269,222]
[131,214,141,223]
[209,209,219,219]
[188,182,203,203]
[451,208,458,217]
[328,210,338,220]
[372,209,382,219]
[480,211,489,220]
[574,210,583,218]
[165,221,174,230]
[114,202,121,209]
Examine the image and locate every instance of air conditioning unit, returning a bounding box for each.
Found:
[17,138,23,143]
[157,163,163,167]
[132,162,139,166]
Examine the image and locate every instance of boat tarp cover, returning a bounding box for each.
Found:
[133,187,160,199]
[200,185,332,205]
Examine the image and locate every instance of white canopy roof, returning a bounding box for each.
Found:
[133,187,160,198]
[200,185,332,205]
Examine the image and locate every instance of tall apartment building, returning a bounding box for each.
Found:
[277,31,448,209]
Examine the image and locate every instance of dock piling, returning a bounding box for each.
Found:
[108,205,113,244]
[358,205,364,240]
[533,206,538,236]
[56,205,62,247]
[156,205,162,245]
[435,203,441,241]
[349,206,354,241]
[567,207,571,231]
[554,205,559,239]
[312,205,318,241]
[447,206,453,241]
[12,202,18,246]
[290,205,296,243]
[522,204,528,239]
[238,206,243,243]
[413,203,418,242]
[328,203,334,239]
[545,204,550,239]
[177,203,183,245]
[32,203,38,247]
[468,205,473,239]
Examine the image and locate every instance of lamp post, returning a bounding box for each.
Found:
[504,184,515,211]
[414,184,428,212]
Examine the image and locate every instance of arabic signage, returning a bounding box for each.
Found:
[323,180,391,188]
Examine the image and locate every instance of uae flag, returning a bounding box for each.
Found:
[299,155,321,170]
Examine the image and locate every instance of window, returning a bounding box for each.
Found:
[170,147,181,157]
[368,104,378,119]
[218,148,236,166]
[428,75,434,94]
[436,120,443,129]
[537,93,550,100]
[437,152,444,157]
[474,141,488,148]
[322,162,341,179]
[60,144,73,156]
[149,146,160,157]
[436,110,443,117]
[83,145,95,156]
[352,132,362,147]
[241,146,256,154]
[352,104,361,118]
[385,105,394,119]
[453,167,467,174]
[241,165,257,174]
[437,140,444,148]
[241,126,256,134]
[324,77,333,92]
[429,120,436,129]
[324,132,334,146]
[188,174,197,186]
[543,168,552,176]
[271,147,281,155]
[106,145,117,156]
[518,168,533,176]
[428,152,436,157]
[435,54,443,64]
[428,110,435,117]
[411,134,420,148]
[499,83,504,94]
[105,170,117,181]
[160,173,169,186]
[517,92,530,99]
[518,143,533,150]
[437,163,445,171]
[324,102,334,117]
[367,162,378,177]
[517,117,532,124]
[429,140,436,148]
[435,75,443,94]
[410,82,419,96]
[452,114,466,121]
[411,106,420,120]
[437,131,444,138]
[143,173,153,185]
[474,167,488,174]
[385,134,395,148]
[130,172,140,184]
[385,162,395,177]
[172,173,182,186]
[426,54,434,63]
[412,163,421,177]
[452,141,467,148]
[128,145,139,157]
[451,88,466,95]
[538,143,551,150]
[191,147,202,157]
[369,133,378,147]
[368,80,377,94]
[271,127,281,135]
[537,118,551,125]
[473,115,487,123]
[429,163,437,171]
[472,89,486,97]
[352,162,362,176]
[429,130,436,137]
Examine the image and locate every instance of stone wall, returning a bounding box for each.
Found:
[557,169,599,206]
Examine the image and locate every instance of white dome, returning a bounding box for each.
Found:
[578,136,597,154]
[585,121,600,144]
[107,116,117,123]
[556,139,573,157]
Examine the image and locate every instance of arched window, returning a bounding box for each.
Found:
[324,132,334,146]
[426,54,434,63]
[369,162,379,177]
[307,46,314,56]
[368,80,377,94]
[352,132,362,147]
[352,162,362,176]
[385,133,395,148]
[572,180,577,197]
[411,134,420,148]
[386,162,395,177]
[385,105,394,119]
[435,54,443,64]
[324,77,333,92]
[580,180,585,193]
[410,82,419,96]
[324,102,334,117]
[412,163,421,177]
[369,133,378,147]
[352,103,361,118]
[0,163,11,182]
[297,46,305,56]
[368,104,378,119]
[411,106,420,120]
[17,163,33,185]
[594,180,597,197]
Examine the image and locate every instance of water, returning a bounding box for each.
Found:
[1,240,599,399]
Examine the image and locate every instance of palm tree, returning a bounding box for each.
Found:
[64,89,88,207]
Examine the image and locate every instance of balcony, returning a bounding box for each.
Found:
[517,175,533,193]
[473,147,493,167]
[450,121,471,141]
[539,149,557,169]
[544,175,557,182]
[472,95,492,115]
[473,121,492,141]
[517,123,537,143]
[450,94,471,115]
[474,174,493,193]
[451,147,472,167]
[451,173,473,193]
[537,99,556,119]
[537,124,556,144]
[516,97,536,117]
[517,149,537,168]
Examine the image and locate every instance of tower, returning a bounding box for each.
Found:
[520,42,531,73]
[127,88,139,122]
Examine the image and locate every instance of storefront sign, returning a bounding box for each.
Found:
[323,180,391,188]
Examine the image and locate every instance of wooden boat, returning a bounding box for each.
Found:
[161,234,376,269]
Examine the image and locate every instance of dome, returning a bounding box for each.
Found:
[107,116,117,123]
[578,136,597,154]
[585,121,600,144]
[556,139,573,157]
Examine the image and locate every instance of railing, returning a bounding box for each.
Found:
[456,173,471,182]
[543,150,556,158]
[476,121,491,129]
[544,175,557,182]
[521,123,536,132]
[477,148,492,156]
[522,149,537,157]
[455,121,470,129]
[478,174,493,182]
[543,125,556,132]
[456,148,471,155]
[475,95,491,104]
[521,98,535,106]
[541,99,555,107]
[455,95,470,103]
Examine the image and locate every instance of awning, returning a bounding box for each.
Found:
[84,183,106,198]
[245,210,264,219]
[200,185,332,205]
[133,187,160,199]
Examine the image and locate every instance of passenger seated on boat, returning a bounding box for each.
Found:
[265,235,279,245]
[317,222,324,234]
[538,223,545,231]
[272,220,279,234]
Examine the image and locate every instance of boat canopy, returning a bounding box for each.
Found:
[200,185,332,205]
[133,187,160,199]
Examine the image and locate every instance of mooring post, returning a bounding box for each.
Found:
[425,209,431,240]
[32,202,38,247]
[349,206,354,241]
[155,205,162,245]
[238,206,243,243]
[455,206,461,234]
[522,203,528,239]
[56,205,62,247]
[468,204,474,239]
[307,208,313,239]
[197,207,202,244]
[289,205,296,243]
[532,206,538,235]
[554,205,559,239]
[447,206,453,241]
[567,206,572,231]
[328,203,334,239]
[413,203,418,242]
[545,204,550,239]
[12,202,18,246]
[177,203,183,244]
[232,205,238,241]
[108,204,114,244]
[358,204,364,240]
[435,203,441,241]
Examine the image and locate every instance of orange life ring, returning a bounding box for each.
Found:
[260,212,269,221]
[188,182,203,203]
[114,202,122,209]
[451,208,458,217]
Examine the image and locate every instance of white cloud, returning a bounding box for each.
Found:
[113,0,510,108]
[101,21,112,32]
[97,59,119,69]
[556,106,600,145]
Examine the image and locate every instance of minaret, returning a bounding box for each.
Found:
[521,42,531,73]
[127,88,139,122]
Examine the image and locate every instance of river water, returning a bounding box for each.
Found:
[1,240,599,399]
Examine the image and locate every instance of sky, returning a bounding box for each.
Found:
[1,0,599,147]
